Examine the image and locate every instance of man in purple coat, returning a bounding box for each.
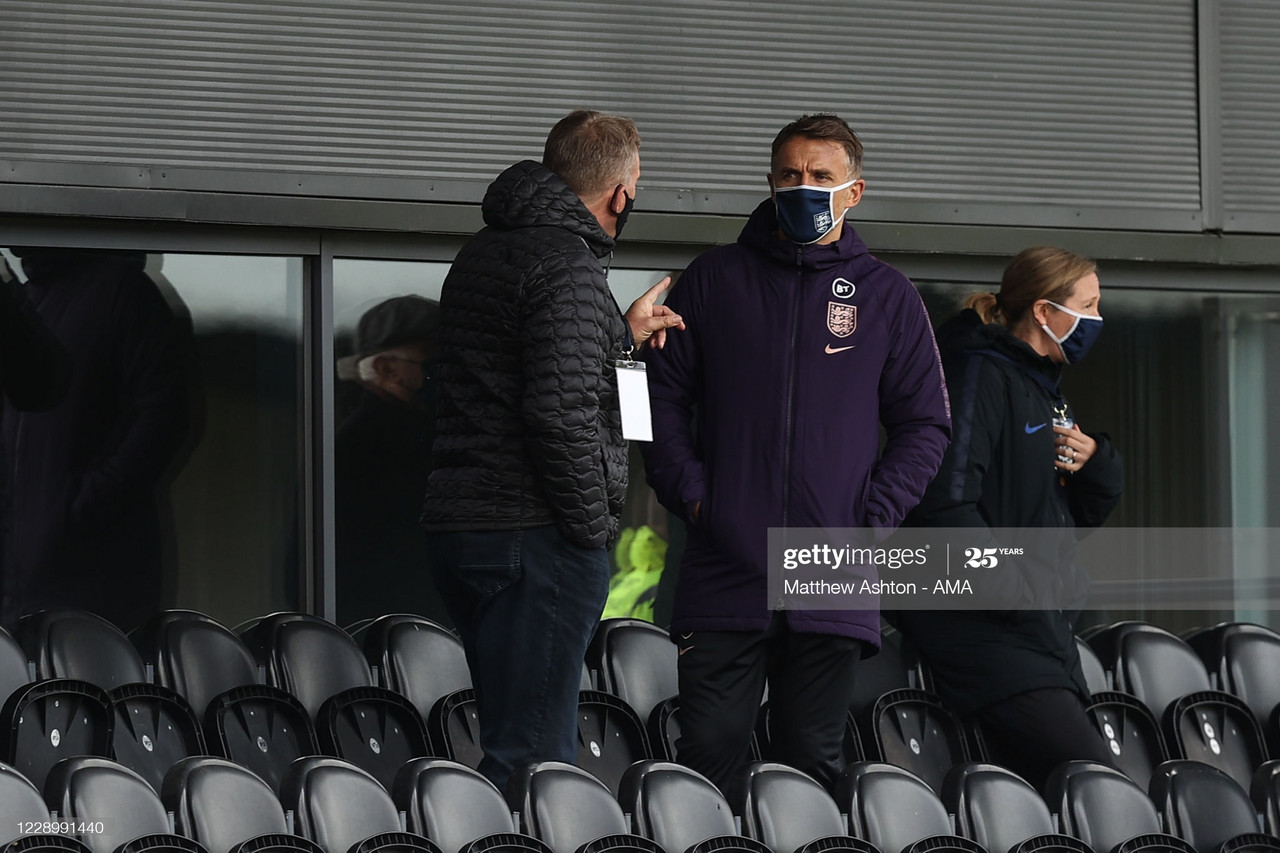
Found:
[642,114,951,792]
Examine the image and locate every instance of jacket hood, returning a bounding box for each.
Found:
[481,159,616,259]
[937,307,1062,386]
[738,198,871,270]
[12,248,147,283]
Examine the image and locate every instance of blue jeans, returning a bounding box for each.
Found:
[427,525,610,793]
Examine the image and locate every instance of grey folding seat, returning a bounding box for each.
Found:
[1045,761,1192,853]
[586,618,678,726]
[0,760,92,853]
[1149,760,1280,853]
[132,609,261,720]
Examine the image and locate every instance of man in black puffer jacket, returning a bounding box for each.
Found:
[421,109,682,791]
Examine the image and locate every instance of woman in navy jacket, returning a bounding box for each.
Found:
[895,246,1123,790]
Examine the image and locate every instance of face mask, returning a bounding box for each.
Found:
[614,190,635,239]
[1041,301,1103,363]
[773,178,856,244]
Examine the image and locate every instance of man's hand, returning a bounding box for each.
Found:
[626,276,685,350]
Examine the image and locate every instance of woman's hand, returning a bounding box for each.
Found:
[1053,423,1097,473]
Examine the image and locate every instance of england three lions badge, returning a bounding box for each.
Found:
[828,302,857,337]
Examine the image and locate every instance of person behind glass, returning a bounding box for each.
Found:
[420,109,683,792]
[334,295,449,628]
[641,113,951,794]
[0,248,189,632]
[893,246,1123,791]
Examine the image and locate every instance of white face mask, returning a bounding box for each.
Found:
[773,178,857,244]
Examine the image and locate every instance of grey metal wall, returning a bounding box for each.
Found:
[0,0,1209,232]
[1220,0,1280,233]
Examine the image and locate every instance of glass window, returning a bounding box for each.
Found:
[0,249,304,630]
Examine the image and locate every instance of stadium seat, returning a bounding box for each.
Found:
[942,762,1090,853]
[393,758,551,853]
[730,762,876,853]
[586,619,677,726]
[1149,759,1280,853]
[238,613,375,718]
[1044,760,1187,853]
[0,760,92,851]
[1087,622,1212,722]
[427,688,483,770]
[202,684,320,796]
[574,689,651,796]
[280,757,440,853]
[0,628,32,710]
[316,683,431,791]
[362,614,472,722]
[619,760,770,853]
[18,609,149,687]
[132,609,263,719]
[43,756,207,853]
[108,681,205,792]
[0,679,113,791]
[1085,691,1169,790]
[163,755,323,853]
[1188,622,1280,753]
[1252,760,1280,836]
[1164,690,1268,790]
[506,761,663,853]
[835,761,978,853]
[860,688,971,793]
[1077,636,1110,695]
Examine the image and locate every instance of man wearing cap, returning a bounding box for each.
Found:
[334,294,447,627]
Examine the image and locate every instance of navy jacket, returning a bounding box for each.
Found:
[893,309,1124,713]
[642,200,951,645]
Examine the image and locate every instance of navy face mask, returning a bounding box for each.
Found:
[773,178,856,244]
[1042,301,1103,363]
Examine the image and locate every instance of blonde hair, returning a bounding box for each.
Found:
[967,246,1097,327]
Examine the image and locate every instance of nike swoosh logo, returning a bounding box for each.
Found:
[825,344,856,354]
[1025,422,1048,434]
[678,646,694,656]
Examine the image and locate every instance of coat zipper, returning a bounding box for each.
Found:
[780,245,804,527]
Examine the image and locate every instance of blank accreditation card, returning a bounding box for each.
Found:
[615,359,653,442]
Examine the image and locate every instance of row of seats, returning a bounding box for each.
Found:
[6,749,1279,853]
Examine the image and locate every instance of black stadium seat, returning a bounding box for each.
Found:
[506,761,663,853]
[1085,690,1169,790]
[1188,622,1280,754]
[202,683,320,796]
[730,762,876,853]
[162,756,324,853]
[132,609,263,719]
[108,681,206,792]
[1149,760,1280,853]
[1087,622,1212,722]
[281,757,440,853]
[619,760,771,853]
[860,688,971,793]
[362,614,472,722]
[0,760,92,852]
[836,762,970,853]
[0,679,113,791]
[427,688,483,770]
[316,683,430,791]
[942,762,1091,853]
[574,689,651,796]
[1043,761,1182,853]
[1164,689,1269,790]
[586,618,678,726]
[43,756,208,853]
[393,758,552,853]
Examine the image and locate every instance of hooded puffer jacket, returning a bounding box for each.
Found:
[421,160,631,550]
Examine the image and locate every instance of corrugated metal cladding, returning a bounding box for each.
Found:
[0,0,1201,229]
[1220,0,1280,232]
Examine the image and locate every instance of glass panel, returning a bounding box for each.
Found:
[330,259,677,629]
[0,249,304,630]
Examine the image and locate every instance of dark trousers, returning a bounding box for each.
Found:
[974,686,1116,791]
[427,525,610,793]
[675,614,863,794]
